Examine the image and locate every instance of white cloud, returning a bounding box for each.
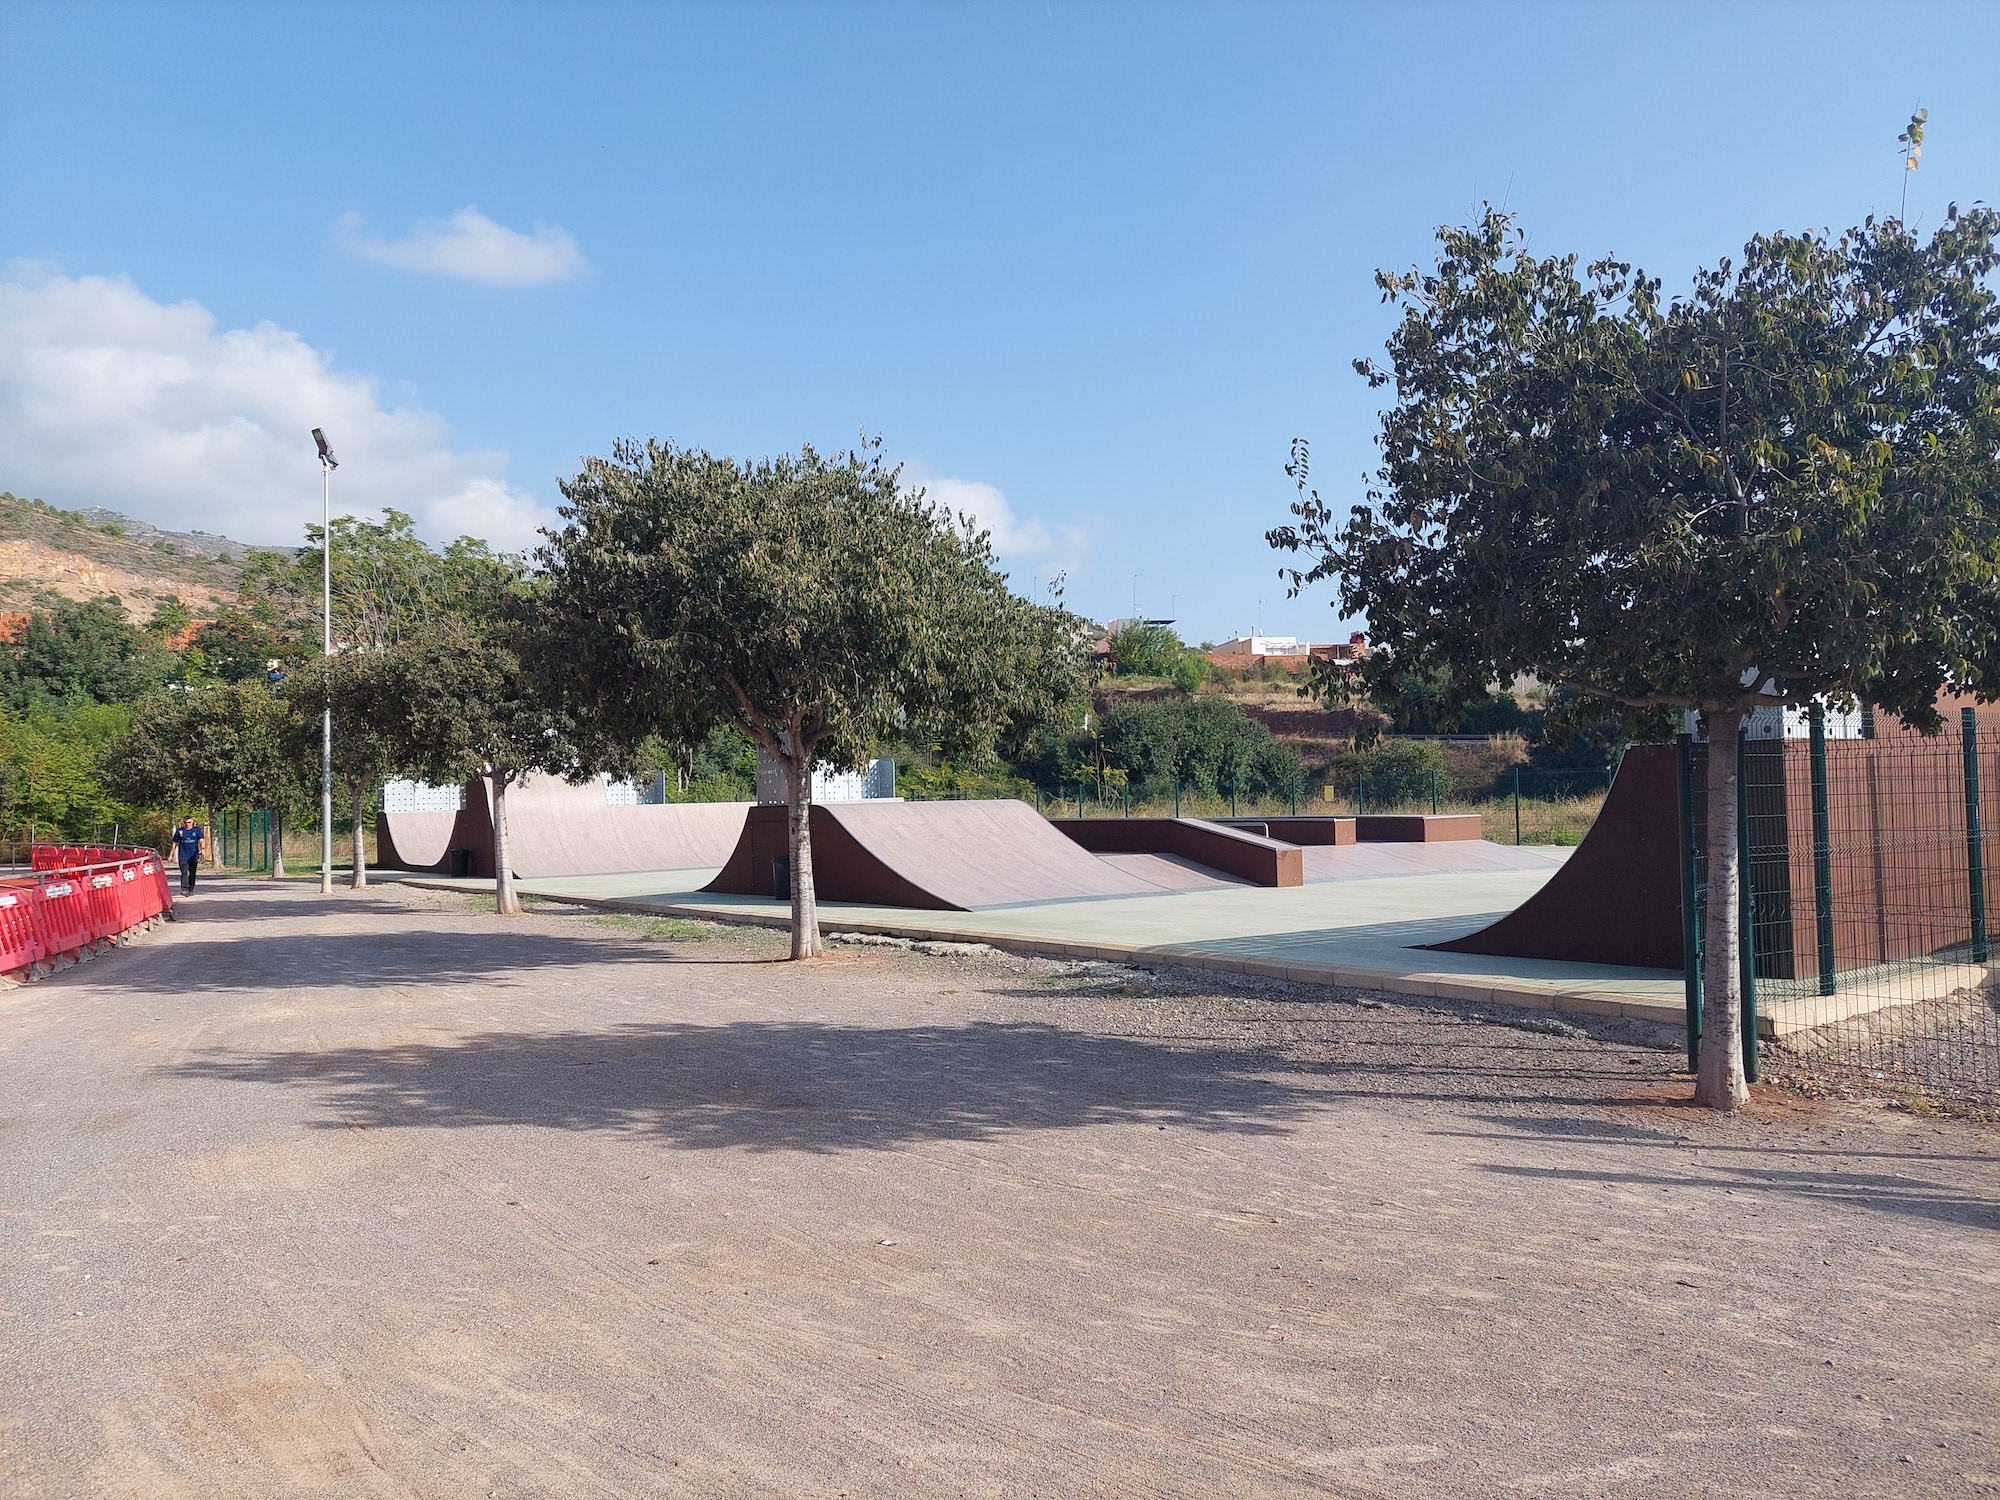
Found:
[901,462,1088,579]
[337,207,588,286]
[0,263,555,553]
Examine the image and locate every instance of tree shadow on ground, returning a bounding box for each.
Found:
[1440,1114,1999,1231]
[82,928,767,994]
[159,1020,1325,1153]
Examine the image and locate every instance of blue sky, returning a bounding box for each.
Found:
[2,2,1994,645]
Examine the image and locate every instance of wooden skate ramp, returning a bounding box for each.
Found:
[1428,746,1686,969]
[706,800,1164,910]
[381,776,750,879]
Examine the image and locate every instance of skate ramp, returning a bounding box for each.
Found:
[1051,818,1304,887]
[1429,746,1686,968]
[707,800,1165,910]
[377,809,458,871]
[380,775,750,879]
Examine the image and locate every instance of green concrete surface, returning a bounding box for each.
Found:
[399,857,1702,1031]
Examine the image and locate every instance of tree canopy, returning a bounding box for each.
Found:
[1272,206,2000,1109]
[540,438,1086,956]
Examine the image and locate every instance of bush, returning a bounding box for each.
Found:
[1109,623,1212,689]
[1323,738,1451,808]
[1097,693,1301,799]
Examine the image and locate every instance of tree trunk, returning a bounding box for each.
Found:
[270,808,285,879]
[785,755,822,959]
[491,774,521,915]
[1695,708,1750,1109]
[350,779,367,889]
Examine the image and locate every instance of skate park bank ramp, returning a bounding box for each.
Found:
[706,800,1170,911]
[380,775,751,879]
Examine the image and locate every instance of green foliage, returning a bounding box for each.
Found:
[0,703,138,839]
[545,438,1086,772]
[1322,738,1449,807]
[1019,693,1302,800]
[1273,205,2000,731]
[281,650,413,794]
[1273,202,2000,1106]
[644,725,757,802]
[540,437,1088,953]
[101,681,304,820]
[1380,666,1525,736]
[1108,622,1209,690]
[0,597,169,709]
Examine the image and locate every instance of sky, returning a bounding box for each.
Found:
[1,2,1994,646]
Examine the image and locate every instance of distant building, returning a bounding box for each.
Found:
[1207,630,1367,671]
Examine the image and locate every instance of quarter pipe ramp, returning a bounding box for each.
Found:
[380,776,751,879]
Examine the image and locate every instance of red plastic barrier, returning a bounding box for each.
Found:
[35,879,92,954]
[2,845,174,971]
[0,888,44,970]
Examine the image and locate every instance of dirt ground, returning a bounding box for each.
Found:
[1,877,1994,1498]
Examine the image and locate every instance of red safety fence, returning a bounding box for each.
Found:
[0,845,173,975]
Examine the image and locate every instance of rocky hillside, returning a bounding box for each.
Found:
[0,492,285,618]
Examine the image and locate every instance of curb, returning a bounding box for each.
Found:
[410,879,1688,1031]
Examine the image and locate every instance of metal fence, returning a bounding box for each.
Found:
[216,809,275,872]
[1679,707,1997,1110]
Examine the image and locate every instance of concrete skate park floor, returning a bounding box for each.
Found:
[403,851,1710,1030]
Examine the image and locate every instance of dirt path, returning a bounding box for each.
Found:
[1,877,1994,1497]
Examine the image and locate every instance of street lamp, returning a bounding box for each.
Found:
[312,428,336,896]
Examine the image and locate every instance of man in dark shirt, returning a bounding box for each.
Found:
[169,816,206,894]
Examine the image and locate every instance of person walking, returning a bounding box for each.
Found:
[170,815,206,895]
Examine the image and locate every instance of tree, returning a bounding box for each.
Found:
[1272,206,2000,1110]
[382,599,579,915]
[540,438,1085,958]
[1,597,168,709]
[102,682,303,872]
[282,652,410,889]
[1097,694,1301,802]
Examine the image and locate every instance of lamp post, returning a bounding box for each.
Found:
[312,428,337,896]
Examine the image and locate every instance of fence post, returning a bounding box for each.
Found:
[1675,733,1702,1074]
[1966,707,1988,964]
[1431,769,1439,814]
[1076,782,1085,820]
[1356,775,1364,817]
[1174,778,1181,817]
[1809,704,1837,996]
[1513,767,1521,846]
[1737,728,1760,1083]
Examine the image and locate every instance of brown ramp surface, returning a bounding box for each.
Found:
[382,776,750,879]
[707,800,1163,910]
[1429,745,1686,969]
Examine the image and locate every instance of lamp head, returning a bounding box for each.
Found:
[312,428,338,469]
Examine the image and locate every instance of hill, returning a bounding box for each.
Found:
[0,492,286,619]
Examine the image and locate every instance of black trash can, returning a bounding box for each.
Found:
[772,854,789,901]
[447,848,471,879]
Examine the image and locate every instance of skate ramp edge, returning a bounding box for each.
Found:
[381,777,750,879]
[1050,818,1303,887]
[707,800,1168,909]
[1427,746,1685,969]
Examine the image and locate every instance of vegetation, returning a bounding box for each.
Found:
[101,681,304,873]
[540,438,1086,958]
[1273,204,2000,1109]
[1107,622,1210,691]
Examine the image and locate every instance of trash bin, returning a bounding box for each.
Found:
[448,848,471,879]
[772,854,789,901]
